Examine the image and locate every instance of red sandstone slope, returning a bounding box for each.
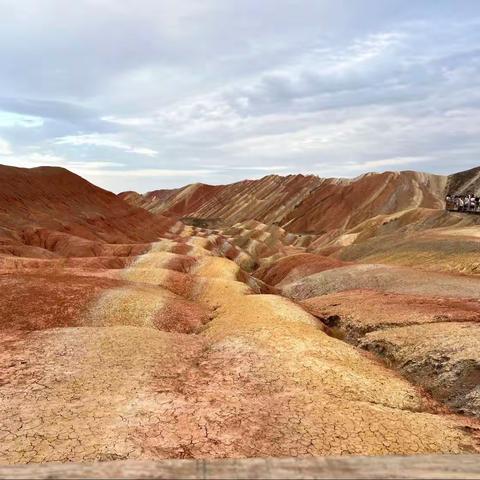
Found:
[281,171,446,234]
[121,171,447,234]
[121,175,322,223]
[255,253,347,286]
[119,188,184,214]
[0,165,177,253]
[155,183,222,217]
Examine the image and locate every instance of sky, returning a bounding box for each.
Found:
[0,0,479,193]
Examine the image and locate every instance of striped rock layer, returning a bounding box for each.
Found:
[1,164,480,465]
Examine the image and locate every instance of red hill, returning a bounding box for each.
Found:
[0,164,177,256]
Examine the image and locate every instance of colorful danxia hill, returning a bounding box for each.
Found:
[1,164,480,464]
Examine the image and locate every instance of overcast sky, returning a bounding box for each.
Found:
[0,0,479,192]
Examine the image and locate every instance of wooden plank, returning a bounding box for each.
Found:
[0,455,479,480]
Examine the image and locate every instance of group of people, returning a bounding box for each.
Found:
[445,194,480,213]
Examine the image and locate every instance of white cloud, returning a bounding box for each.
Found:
[82,168,216,177]
[0,150,124,172]
[0,111,44,128]
[0,151,67,168]
[101,115,153,126]
[1,1,480,191]
[318,156,433,171]
[67,161,126,169]
[329,32,404,72]
[25,152,65,164]
[0,138,12,155]
[228,165,293,171]
[129,147,158,156]
[54,134,158,157]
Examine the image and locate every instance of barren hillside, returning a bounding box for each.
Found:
[447,166,480,195]
[0,165,178,260]
[120,170,447,234]
[1,164,479,465]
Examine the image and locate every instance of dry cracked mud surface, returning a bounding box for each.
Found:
[1,165,480,466]
[1,231,480,464]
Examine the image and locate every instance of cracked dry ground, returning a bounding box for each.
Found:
[1,231,479,464]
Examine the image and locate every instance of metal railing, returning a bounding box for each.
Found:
[445,197,480,214]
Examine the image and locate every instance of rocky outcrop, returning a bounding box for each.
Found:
[313,207,480,275]
[255,253,346,286]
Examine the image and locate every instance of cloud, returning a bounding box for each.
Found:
[0,0,479,191]
[228,165,293,171]
[129,147,158,157]
[101,115,153,126]
[83,168,216,177]
[0,138,12,155]
[54,134,158,157]
[317,156,434,171]
[0,97,94,122]
[67,161,126,169]
[0,111,44,128]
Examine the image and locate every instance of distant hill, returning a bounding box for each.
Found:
[120,170,449,235]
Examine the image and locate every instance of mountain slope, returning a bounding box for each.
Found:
[0,164,177,258]
[120,174,323,224]
[447,166,480,195]
[120,170,448,235]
